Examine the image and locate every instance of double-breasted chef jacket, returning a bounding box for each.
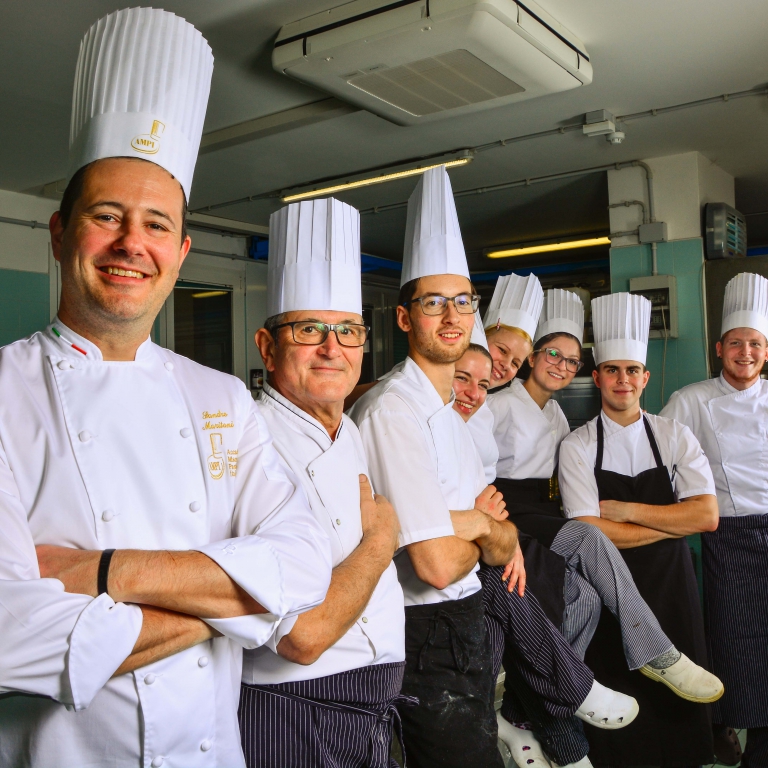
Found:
[243,383,405,684]
[349,356,486,606]
[662,374,768,728]
[487,379,570,481]
[558,411,714,517]
[0,322,332,768]
[466,402,499,484]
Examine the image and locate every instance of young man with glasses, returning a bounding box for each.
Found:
[349,168,638,768]
[241,199,406,768]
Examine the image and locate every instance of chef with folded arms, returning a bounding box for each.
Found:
[239,197,406,768]
[0,9,331,768]
[558,292,723,767]
[661,271,768,768]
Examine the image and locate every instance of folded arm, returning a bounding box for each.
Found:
[598,494,719,536]
[573,515,679,549]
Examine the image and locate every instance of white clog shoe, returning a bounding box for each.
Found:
[575,680,639,730]
[640,653,724,703]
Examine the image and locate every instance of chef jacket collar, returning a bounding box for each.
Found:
[261,381,344,446]
[48,318,154,363]
[599,408,645,436]
[401,356,456,418]
[715,370,763,398]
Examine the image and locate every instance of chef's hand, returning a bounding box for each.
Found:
[475,485,508,522]
[501,542,526,596]
[36,544,100,597]
[359,475,400,557]
[599,500,636,523]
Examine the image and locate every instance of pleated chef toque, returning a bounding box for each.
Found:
[591,292,651,366]
[470,311,490,351]
[69,7,214,200]
[721,272,768,339]
[401,166,469,285]
[535,289,585,343]
[267,198,362,317]
[483,273,543,340]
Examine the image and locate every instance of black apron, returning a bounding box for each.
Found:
[583,415,713,766]
[398,591,504,768]
[703,513,768,729]
[493,477,569,628]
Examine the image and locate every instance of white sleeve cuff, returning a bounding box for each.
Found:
[204,612,283,650]
[399,524,456,547]
[676,488,716,501]
[565,509,601,519]
[263,614,299,654]
[68,595,143,711]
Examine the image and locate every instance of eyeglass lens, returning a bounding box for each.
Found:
[418,294,479,315]
[292,322,368,347]
[544,348,582,372]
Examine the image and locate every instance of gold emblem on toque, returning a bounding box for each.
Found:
[131,119,165,154]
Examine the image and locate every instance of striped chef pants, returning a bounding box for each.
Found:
[239,661,406,768]
[551,521,674,669]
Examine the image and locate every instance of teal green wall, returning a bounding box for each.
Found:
[610,238,708,414]
[0,268,49,346]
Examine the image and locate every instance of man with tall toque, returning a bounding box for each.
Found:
[239,197,406,768]
[0,9,331,767]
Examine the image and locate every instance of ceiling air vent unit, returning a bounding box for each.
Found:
[705,203,747,260]
[273,0,593,126]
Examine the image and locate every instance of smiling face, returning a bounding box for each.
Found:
[529,335,581,394]
[593,360,650,413]
[397,274,475,364]
[452,348,493,422]
[256,309,364,416]
[485,326,533,386]
[717,327,768,389]
[50,157,190,334]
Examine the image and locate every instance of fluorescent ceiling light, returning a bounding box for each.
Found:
[281,155,473,203]
[487,236,611,258]
[192,290,228,299]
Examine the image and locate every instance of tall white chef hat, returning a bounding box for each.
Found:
[267,198,362,318]
[470,311,490,351]
[721,272,768,340]
[69,7,214,201]
[483,273,543,340]
[535,289,585,343]
[591,292,651,366]
[401,165,469,286]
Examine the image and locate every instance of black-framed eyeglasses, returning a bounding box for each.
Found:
[535,347,584,373]
[404,293,480,316]
[272,321,370,347]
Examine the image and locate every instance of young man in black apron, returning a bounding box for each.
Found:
[662,272,768,768]
[558,292,724,766]
[239,198,408,768]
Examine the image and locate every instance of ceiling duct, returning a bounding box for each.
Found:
[273,0,593,126]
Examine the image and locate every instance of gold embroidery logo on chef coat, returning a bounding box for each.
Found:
[131,119,164,154]
[207,433,225,480]
[202,410,234,431]
[227,449,238,478]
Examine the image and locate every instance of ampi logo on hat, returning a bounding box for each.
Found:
[131,119,165,154]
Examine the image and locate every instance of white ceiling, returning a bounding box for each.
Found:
[2,0,767,263]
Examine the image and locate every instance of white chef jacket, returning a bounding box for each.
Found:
[466,403,499,483]
[559,410,715,519]
[0,322,332,768]
[661,374,768,517]
[242,384,405,684]
[349,357,486,607]
[487,380,571,480]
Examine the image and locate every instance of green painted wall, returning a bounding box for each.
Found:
[610,238,708,414]
[0,268,50,347]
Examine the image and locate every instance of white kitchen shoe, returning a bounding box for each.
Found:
[640,653,724,703]
[496,714,552,768]
[575,680,639,730]
[553,756,594,768]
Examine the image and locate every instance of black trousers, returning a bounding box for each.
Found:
[744,727,768,768]
[397,591,504,768]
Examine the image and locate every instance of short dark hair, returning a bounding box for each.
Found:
[59,158,188,242]
[263,313,288,344]
[398,276,477,309]
[596,360,646,373]
[533,331,582,354]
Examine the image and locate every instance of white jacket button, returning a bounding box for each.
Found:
[101,509,114,522]
[362,616,368,623]
[336,519,341,525]
[78,431,91,442]
[189,501,201,513]
[144,673,156,685]
[164,362,174,371]
[151,757,164,767]
[200,740,212,752]
[180,428,192,438]
[198,656,209,668]
[57,360,71,370]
